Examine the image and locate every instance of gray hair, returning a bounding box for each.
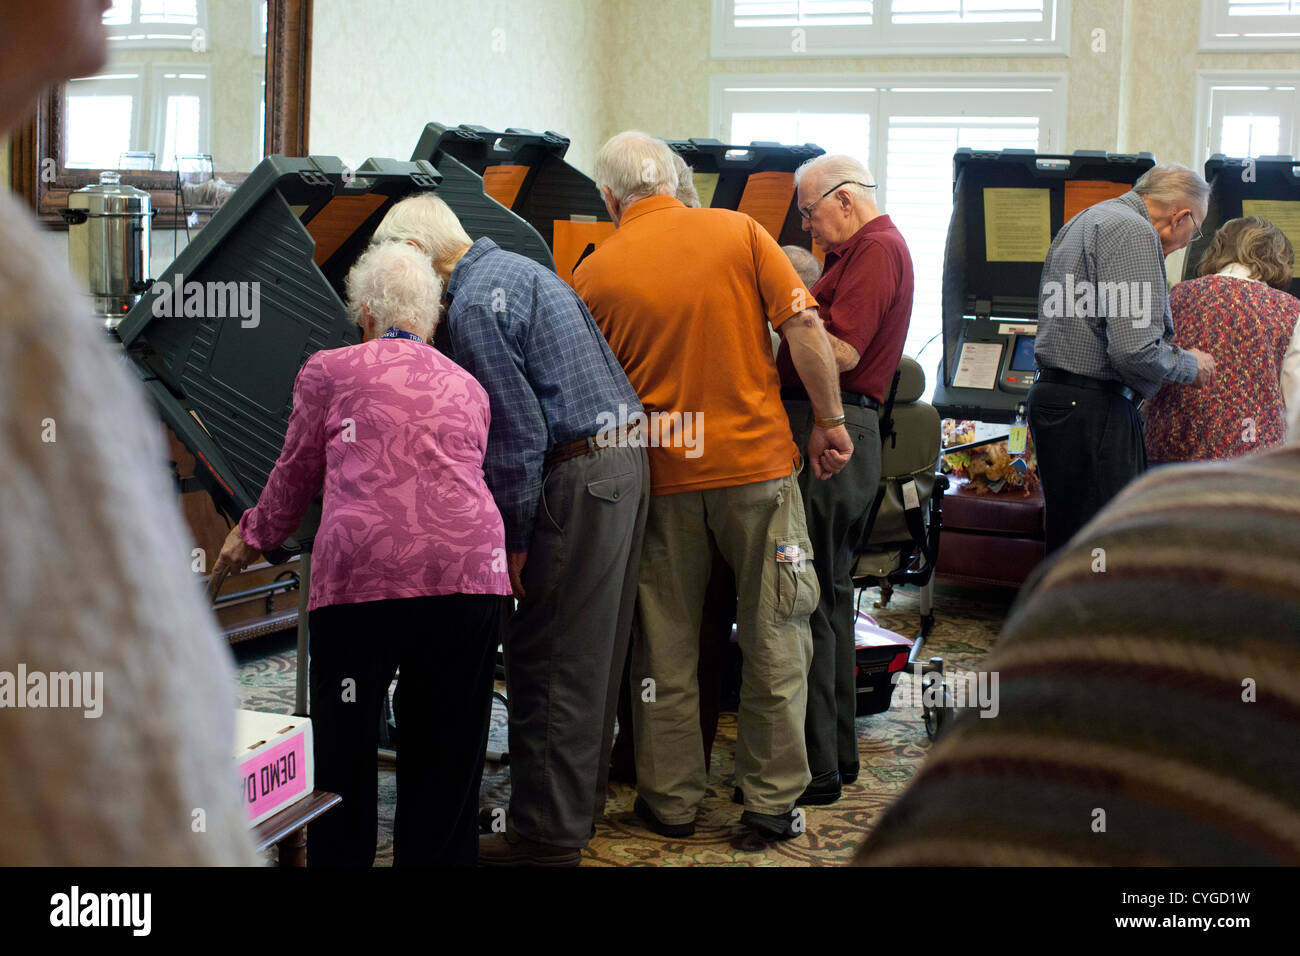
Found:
[1134,163,1211,211]
[594,130,679,206]
[781,244,822,287]
[372,193,472,270]
[794,154,877,201]
[670,151,701,207]
[345,241,442,341]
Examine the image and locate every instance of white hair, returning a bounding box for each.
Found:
[794,154,876,202]
[670,151,701,207]
[594,130,679,206]
[372,193,472,270]
[781,244,821,287]
[1133,163,1211,211]
[345,241,442,341]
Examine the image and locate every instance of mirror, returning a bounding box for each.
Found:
[10,0,311,230]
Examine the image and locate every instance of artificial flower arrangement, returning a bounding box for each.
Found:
[941,420,1040,496]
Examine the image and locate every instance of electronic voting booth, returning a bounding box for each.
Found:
[932,148,1156,424]
[1181,153,1300,298]
[664,138,825,251]
[116,153,551,562]
[411,123,607,284]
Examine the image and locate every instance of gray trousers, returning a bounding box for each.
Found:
[784,400,882,776]
[504,442,649,847]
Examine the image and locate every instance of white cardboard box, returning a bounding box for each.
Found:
[234,710,314,828]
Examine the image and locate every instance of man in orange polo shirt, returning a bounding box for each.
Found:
[575,131,853,840]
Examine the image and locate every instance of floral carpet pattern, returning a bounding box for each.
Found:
[234,583,1015,866]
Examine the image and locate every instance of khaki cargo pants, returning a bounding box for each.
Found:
[630,469,818,823]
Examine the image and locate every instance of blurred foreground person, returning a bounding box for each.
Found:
[0,0,257,864]
[214,243,511,866]
[855,444,1300,865]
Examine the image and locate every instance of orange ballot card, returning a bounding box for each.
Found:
[553,218,616,287]
[1063,180,1131,223]
[737,171,796,240]
[482,164,529,209]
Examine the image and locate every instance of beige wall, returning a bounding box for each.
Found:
[1122,0,1300,166]
[597,0,1120,152]
[309,0,611,174]
[4,2,1294,232]
[595,0,1294,165]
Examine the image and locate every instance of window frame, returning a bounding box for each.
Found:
[64,66,149,169]
[106,0,210,50]
[1198,0,1300,53]
[709,72,1069,207]
[148,63,213,171]
[709,72,1068,378]
[1194,70,1300,164]
[711,0,1071,59]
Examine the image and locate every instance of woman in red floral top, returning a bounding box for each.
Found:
[1144,216,1300,463]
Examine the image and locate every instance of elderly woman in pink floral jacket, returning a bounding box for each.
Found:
[214,241,511,868]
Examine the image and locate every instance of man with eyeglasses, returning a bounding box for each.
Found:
[1029,163,1217,555]
[775,155,914,805]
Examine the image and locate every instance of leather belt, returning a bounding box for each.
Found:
[1033,368,1143,407]
[780,385,880,410]
[545,423,637,470]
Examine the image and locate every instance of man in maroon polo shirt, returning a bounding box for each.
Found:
[776,154,914,804]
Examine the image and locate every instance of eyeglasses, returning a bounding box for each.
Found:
[1188,213,1204,242]
[798,180,876,220]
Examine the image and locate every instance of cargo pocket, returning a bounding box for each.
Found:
[772,537,819,623]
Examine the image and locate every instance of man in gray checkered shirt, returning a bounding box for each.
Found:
[1029,164,1217,554]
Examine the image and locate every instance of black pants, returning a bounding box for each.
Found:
[785,399,882,778]
[1027,381,1147,555]
[306,593,500,867]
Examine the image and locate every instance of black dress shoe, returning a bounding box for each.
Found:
[607,761,637,785]
[633,796,695,838]
[840,763,860,785]
[797,769,842,806]
[740,808,805,840]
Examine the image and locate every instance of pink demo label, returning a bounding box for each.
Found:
[239,732,307,820]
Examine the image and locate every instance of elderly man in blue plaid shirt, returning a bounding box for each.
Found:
[1029,164,1217,554]
[375,195,649,866]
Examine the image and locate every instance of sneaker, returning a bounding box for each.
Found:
[740,808,805,840]
[633,796,695,838]
[478,828,581,867]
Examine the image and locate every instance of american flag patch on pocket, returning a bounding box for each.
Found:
[775,543,803,564]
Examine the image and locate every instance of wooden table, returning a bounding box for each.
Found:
[252,790,342,867]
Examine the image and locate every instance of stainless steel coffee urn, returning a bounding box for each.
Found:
[62,171,153,330]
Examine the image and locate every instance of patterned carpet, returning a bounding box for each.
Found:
[234,582,1016,866]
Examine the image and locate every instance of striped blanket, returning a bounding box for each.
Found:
[855,445,1300,865]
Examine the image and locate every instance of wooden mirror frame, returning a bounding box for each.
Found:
[9,0,312,230]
